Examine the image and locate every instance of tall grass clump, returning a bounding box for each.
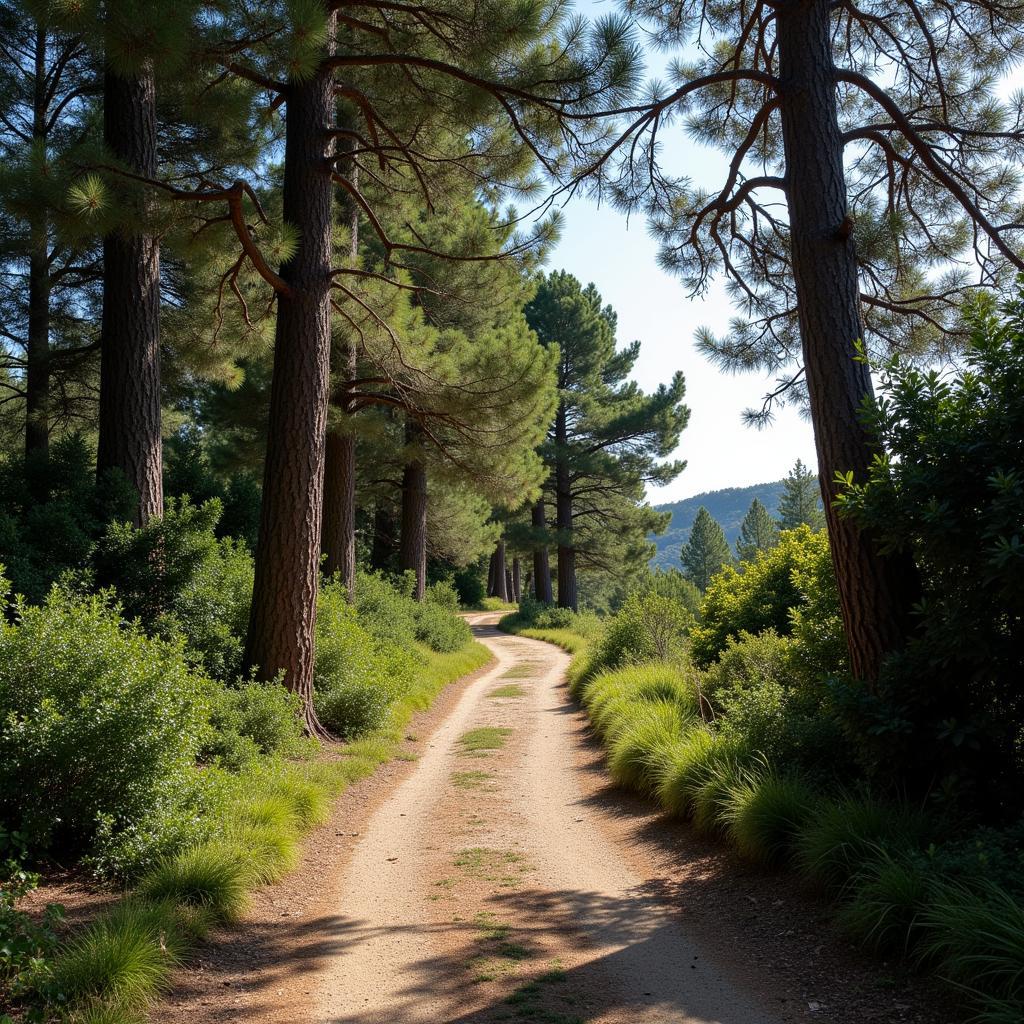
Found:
[137,845,249,922]
[653,729,742,820]
[582,663,696,742]
[917,880,1024,1022]
[46,901,187,1009]
[721,767,820,866]
[796,795,928,893]
[607,700,692,794]
[836,850,930,955]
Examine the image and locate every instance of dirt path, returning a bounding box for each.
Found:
[164,616,948,1024]
[314,617,776,1024]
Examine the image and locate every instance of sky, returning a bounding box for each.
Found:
[542,2,819,504]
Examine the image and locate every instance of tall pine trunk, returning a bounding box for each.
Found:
[371,502,394,570]
[25,25,50,463]
[399,452,427,601]
[321,127,359,596]
[511,557,521,603]
[531,497,552,603]
[554,402,577,610]
[777,0,918,682]
[96,63,162,525]
[321,427,355,592]
[244,36,334,732]
[493,539,508,602]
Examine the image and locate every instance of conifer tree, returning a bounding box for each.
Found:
[0,2,100,463]
[777,459,825,532]
[607,0,1024,679]
[680,506,732,592]
[525,270,687,609]
[736,498,779,561]
[117,1,638,719]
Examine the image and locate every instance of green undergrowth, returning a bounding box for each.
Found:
[505,614,1024,1024]
[7,640,491,1024]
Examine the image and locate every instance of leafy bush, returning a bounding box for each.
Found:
[637,568,703,618]
[414,600,471,652]
[203,678,305,769]
[590,591,692,674]
[690,526,841,670]
[706,630,850,777]
[425,577,461,611]
[835,296,1024,809]
[0,436,137,604]
[352,569,419,647]
[93,497,254,679]
[314,578,418,738]
[0,586,209,857]
[1,843,64,1002]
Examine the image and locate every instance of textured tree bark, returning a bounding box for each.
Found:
[96,63,162,525]
[321,428,356,593]
[321,124,360,597]
[487,548,498,597]
[511,557,521,603]
[531,498,552,603]
[371,502,395,570]
[554,402,577,611]
[493,539,508,602]
[777,0,918,683]
[25,26,50,462]
[399,454,427,601]
[244,41,335,733]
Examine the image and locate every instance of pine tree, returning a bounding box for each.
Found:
[608,1,1024,679]
[736,498,780,560]
[196,1,639,713]
[525,271,688,609]
[680,507,732,592]
[0,2,101,464]
[777,460,826,531]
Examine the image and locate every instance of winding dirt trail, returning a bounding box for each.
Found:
[313,616,778,1024]
[167,614,948,1024]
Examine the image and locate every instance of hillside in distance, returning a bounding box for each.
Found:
[650,480,788,569]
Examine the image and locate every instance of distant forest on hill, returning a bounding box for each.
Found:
[650,480,788,569]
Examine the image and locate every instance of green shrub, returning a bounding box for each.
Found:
[203,678,305,768]
[690,527,841,670]
[0,436,137,605]
[705,630,852,778]
[722,769,820,866]
[837,850,930,955]
[314,579,418,738]
[137,844,249,922]
[414,600,471,652]
[353,569,420,647]
[837,295,1024,809]
[93,497,254,680]
[0,587,209,857]
[796,795,929,893]
[1,851,64,1000]
[590,591,692,674]
[425,578,461,611]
